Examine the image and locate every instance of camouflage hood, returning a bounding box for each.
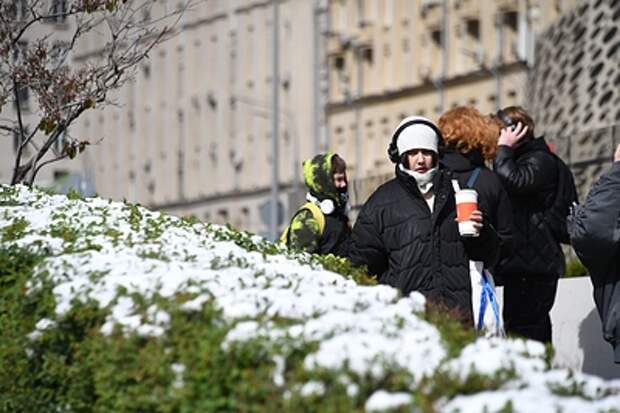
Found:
[302,152,341,206]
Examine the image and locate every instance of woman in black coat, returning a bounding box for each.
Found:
[438,107,513,281]
[349,116,500,323]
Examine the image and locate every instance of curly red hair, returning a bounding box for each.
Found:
[438,106,500,160]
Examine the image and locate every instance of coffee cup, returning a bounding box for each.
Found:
[455,189,479,237]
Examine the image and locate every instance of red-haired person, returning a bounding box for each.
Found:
[438,106,513,278]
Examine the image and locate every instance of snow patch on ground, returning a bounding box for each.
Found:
[365,390,412,412]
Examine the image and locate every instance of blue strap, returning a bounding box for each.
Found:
[476,270,502,332]
[466,167,481,189]
[477,281,488,330]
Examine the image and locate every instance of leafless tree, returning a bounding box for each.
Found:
[0,0,188,186]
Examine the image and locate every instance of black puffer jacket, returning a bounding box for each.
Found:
[493,137,563,277]
[569,162,620,363]
[319,212,351,257]
[349,166,500,322]
[441,148,513,281]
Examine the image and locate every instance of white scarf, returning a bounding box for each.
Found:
[399,164,437,195]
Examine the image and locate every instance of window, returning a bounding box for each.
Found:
[11,0,28,20]
[12,41,30,111]
[13,130,21,153]
[54,130,67,155]
[207,92,217,110]
[53,170,69,181]
[128,111,135,131]
[49,0,67,24]
[356,0,365,27]
[142,6,151,22]
[217,209,229,224]
[361,46,373,63]
[430,29,441,46]
[333,54,345,71]
[142,63,151,79]
[14,83,29,111]
[466,18,480,40]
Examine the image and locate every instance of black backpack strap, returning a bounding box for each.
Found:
[466,167,481,188]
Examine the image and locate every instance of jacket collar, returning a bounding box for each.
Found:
[441,147,485,172]
[513,136,550,157]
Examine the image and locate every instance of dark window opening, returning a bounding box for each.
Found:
[333,55,345,70]
[13,84,29,111]
[142,63,151,79]
[503,11,518,32]
[217,209,229,222]
[12,41,29,111]
[54,130,66,154]
[53,170,69,181]
[48,0,67,23]
[466,18,480,39]
[11,0,28,20]
[431,29,441,46]
[361,46,373,63]
[13,130,21,153]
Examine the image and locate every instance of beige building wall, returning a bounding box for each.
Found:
[70,0,321,237]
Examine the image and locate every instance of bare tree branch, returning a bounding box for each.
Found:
[33,153,69,179]
[2,0,190,186]
[0,124,16,135]
[20,123,39,153]
[10,76,27,185]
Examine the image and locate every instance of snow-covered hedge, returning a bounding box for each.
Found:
[1,185,619,412]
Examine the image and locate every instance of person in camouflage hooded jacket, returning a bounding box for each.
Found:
[284,152,351,257]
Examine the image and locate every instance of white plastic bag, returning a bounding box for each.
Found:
[470,261,505,337]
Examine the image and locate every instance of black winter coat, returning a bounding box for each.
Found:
[569,162,620,363]
[320,211,352,257]
[349,166,500,322]
[493,137,564,278]
[441,148,513,281]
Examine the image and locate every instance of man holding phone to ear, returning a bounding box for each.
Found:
[492,106,577,343]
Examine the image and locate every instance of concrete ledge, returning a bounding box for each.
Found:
[551,276,620,379]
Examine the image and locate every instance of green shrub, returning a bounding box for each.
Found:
[1,217,29,242]
[2,186,616,413]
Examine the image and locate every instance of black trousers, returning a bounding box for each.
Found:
[503,274,559,343]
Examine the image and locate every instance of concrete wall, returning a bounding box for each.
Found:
[551,277,620,379]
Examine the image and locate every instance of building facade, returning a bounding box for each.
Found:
[325,0,579,207]
[530,0,620,198]
[3,0,585,238]
[70,0,327,238]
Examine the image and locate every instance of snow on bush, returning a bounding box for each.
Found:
[1,184,619,412]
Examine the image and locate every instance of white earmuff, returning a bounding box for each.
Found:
[319,199,335,215]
